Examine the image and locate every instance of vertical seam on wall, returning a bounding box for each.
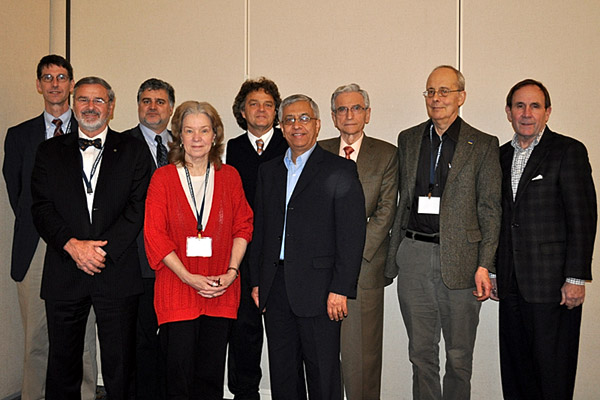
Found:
[457,0,462,71]
[66,0,71,61]
[245,0,249,79]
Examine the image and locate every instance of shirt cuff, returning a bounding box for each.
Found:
[489,273,496,279]
[566,277,585,285]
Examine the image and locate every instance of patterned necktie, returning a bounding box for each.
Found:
[155,135,168,167]
[52,118,64,137]
[78,138,102,150]
[256,139,264,155]
[343,146,354,160]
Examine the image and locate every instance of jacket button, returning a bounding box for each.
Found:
[511,223,519,228]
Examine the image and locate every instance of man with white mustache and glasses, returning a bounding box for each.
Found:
[31,76,151,400]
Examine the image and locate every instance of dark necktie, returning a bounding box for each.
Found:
[155,135,168,167]
[52,118,64,137]
[256,138,264,155]
[343,146,354,160]
[78,138,102,150]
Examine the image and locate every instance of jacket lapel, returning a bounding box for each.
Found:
[404,126,423,201]
[446,121,475,185]
[289,145,323,202]
[514,128,552,206]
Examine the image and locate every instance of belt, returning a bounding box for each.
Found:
[405,230,439,244]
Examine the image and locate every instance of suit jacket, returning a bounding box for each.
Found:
[249,144,366,317]
[122,124,172,278]
[226,127,288,209]
[497,127,596,303]
[31,128,151,300]
[319,135,398,289]
[3,112,78,282]
[384,119,502,289]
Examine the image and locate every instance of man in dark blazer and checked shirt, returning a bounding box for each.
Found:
[493,79,597,400]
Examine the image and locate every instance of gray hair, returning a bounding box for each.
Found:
[330,83,370,111]
[431,65,466,91]
[278,94,320,121]
[74,76,115,103]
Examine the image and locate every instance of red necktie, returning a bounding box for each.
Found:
[52,119,64,137]
[343,146,354,160]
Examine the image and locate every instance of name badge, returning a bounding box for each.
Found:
[418,196,440,214]
[186,236,212,257]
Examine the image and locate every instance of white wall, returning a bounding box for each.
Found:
[1,1,598,398]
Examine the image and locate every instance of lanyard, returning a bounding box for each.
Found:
[429,124,444,195]
[184,163,210,236]
[79,146,104,194]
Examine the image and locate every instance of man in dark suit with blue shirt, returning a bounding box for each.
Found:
[494,79,597,400]
[122,77,175,400]
[3,55,97,400]
[249,94,366,400]
[31,76,151,400]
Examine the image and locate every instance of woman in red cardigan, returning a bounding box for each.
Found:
[144,101,253,399]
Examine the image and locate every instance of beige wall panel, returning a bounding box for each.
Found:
[247,1,458,146]
[70,0,245,136]
[0,2,50,398]
[462,1,600,399]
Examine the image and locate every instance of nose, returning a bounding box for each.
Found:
[523,106,532,117]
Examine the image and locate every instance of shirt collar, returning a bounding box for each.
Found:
[284,143,317,169]
[44,109,72,132]
[339,132,364,158]
[139,123,170,143]
[511,126,545,151]
[78,126,108,145]
[427,117,461,143]
[247,127,275,149]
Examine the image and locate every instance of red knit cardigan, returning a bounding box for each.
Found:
[144,163,253,326]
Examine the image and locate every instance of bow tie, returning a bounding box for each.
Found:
[78,138,102,150]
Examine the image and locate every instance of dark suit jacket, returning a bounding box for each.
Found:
[249,144,366,317]
[31,128,151,300]
[319,135,398,289]
[3,112,78,282]
[122,124,172,278]
[226,127,288,209]
[497,127,597,303]
[385,119,502,289]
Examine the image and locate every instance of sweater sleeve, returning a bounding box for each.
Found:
[144,167,178,270]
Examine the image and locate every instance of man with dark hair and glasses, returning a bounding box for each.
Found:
[226,77,288,400]
[3,54,98,400]
[122,78,175,400]
[31,76,151,399]
[320,83,398,400]
[385,65,501,399]
[249,94,366,399]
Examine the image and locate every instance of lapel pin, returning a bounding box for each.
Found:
[467,140,474,145]
[113,149,117,152]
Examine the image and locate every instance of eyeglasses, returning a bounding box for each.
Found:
[40,74,70,83]
[334,105,367,115]
[282,114,318,126]
[422,88,463,98]
[75,96,108,105]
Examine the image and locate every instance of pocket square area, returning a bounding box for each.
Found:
[532,174,543,181]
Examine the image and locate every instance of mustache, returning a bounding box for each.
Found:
[81,110,101,117]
